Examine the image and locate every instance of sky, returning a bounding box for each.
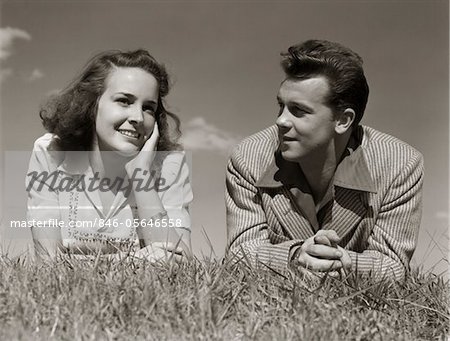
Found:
[0,0,448,275]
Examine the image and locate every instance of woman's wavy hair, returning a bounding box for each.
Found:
[40,49,181,151]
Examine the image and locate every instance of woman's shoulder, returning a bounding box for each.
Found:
[29,133,65,171]
[32,133,60,152]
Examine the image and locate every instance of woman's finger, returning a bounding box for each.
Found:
[151,241,184,255]
[141,122,160,152]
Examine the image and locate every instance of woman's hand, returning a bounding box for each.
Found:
[125,122,159,176]
[31,225,63,260]
[130,242,184,262]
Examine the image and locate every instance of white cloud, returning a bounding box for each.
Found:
[181,117,242,154]
[46,89,61,96]
[0,27,31,61]
[435,211,449,220]
[28,68,44,82]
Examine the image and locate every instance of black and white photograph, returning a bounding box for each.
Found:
[0,0,448,339]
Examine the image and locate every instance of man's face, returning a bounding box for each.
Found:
[276,76,338,163]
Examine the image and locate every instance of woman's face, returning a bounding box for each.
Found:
[95,66,159,154]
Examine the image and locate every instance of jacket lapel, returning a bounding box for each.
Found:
[324,187,367,239]
[269,188,316,240]
[257,151,318,240]
[325,129,376,239]
[288,187,319,231]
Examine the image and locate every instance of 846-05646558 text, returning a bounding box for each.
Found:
[10,218,182,229]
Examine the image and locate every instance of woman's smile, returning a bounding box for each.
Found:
[117,129,141,139]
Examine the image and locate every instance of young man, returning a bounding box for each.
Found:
[225,40,423,280]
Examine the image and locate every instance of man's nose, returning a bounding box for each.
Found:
[276,107,293,129]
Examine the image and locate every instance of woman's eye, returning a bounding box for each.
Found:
[116,98,130,105]
[143,106,156,114]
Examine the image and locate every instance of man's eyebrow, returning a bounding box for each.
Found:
[286,101,314,114]
[276,96,314,113]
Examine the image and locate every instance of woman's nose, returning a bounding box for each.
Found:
[127,105,144,125]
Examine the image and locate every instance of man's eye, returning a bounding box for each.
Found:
[290,106,307,117]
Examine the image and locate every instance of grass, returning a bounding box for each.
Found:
[0,254,448,340]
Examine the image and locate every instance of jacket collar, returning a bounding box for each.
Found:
[256,126,377,193]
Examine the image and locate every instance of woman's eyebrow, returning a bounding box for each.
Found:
[115,92,136,99]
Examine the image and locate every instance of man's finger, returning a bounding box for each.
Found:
[305,244,342,260]
[298,254,343,272]
[337,246,352,272]
[314,235,332,246]
[315,230,341,244]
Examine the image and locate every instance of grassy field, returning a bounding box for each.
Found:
[0,255,448,340]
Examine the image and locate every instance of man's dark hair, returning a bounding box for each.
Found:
[281,39,369,126]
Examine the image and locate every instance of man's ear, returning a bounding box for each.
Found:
[335,108,355,134]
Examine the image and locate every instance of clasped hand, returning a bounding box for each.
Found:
[294,230,351,273]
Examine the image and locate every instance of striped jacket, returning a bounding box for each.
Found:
[225,125,424,279]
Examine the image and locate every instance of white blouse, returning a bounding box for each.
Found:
[26,133,193,254]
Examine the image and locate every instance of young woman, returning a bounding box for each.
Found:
[26,50,192,261]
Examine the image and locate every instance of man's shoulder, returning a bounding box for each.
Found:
[361,125,423,172]
[362,126,422,156]
[232,126,278,158]
[228,126,278,177]
[235,125,278,152]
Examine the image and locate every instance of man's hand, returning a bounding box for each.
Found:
[294,230,344,272]
[336,245,352,274]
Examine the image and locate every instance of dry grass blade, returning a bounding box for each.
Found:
[0,253,447,340]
